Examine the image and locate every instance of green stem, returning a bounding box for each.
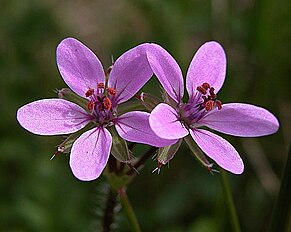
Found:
[219,169,241,232]
[269,145,291,232]
[118,187,141,232]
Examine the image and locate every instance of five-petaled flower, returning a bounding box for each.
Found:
[17,38,175,181]
[146,42,279,174]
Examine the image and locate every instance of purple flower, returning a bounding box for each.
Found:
[17,38,175,181]
[146,42,279,174]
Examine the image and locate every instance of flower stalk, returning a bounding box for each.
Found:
[219,169,241,232]
[118,187,141,232]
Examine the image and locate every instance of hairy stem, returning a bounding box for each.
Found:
[219,169,241,232]
[118,187,141,232]
[102,186,117,232]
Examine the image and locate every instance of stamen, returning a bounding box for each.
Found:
[202,83,210,90]
[98,82,105,89]
[209,87,217,99]
[107,87,117,96]
[87,101,95,111]
[85,88,94,97]
[205,100,215,111]
[102,97,112,110]
[197,86,207,94]
[215,100,222,110]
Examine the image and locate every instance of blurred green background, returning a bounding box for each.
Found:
[1,0,290,231]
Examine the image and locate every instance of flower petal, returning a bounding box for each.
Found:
[70,127,112,181]
[57,37,105,97]
[115,111,177,147]
[190,129,244,174]
[146,44,184,103]
[200,103,279,137]
[186,41,226,98]
[108,44,153,105]
[17,99,90,135]
[149,103,189,140]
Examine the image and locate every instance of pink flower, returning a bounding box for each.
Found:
[17,38,176,181]
[146,42,279,174]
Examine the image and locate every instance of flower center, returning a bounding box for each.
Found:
[85,83,117,125]
[180,82,222,126]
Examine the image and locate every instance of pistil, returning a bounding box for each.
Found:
[85,82,117,124]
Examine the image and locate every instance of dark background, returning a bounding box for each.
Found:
[1,0,290,231]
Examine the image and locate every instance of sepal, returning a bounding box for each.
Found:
[117,99,146,115]
[139,92,162,112]
[58,88,88,110]
[157,139,182,165]
[184,134,214,170]
[108,126,132,163]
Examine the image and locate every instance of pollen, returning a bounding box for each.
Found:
[205,100,215,111]
[87,101,95,111]
[107,87,117,96]
[202,82,210,90]
[85,88,94,97]
[98,82,105,89]
[102,97,112,110]
[197,86,207,94]
[197,82,223,111]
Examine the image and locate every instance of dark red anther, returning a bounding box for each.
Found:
[107,87,116,96]
[216,100,222,110]
[87,101,95,111]
[205,100,215,111]
[202,83,210,90]
[85,88,94,97]
[97,82,105,89]
[102,97,112,110]
[209,87,217,99]
[197,86,207,94]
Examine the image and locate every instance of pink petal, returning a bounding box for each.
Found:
[17,99,90,135]
[108,44,153,105]
[149,103,189,140]
[70,127,112,181]
[200,103,279,137]
[146,44,184,103]
[190,129,244,174]
[115,111,178,147]
[186,41,226,98]
[57,38,105,97]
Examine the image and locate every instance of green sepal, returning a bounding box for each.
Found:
[118,98,146,115]
[157,139,182,165]
[184,134,212,168]
[161,87,178,108]
[139,92,162,112]
[58,88,88,110]
[108,126,132,163]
